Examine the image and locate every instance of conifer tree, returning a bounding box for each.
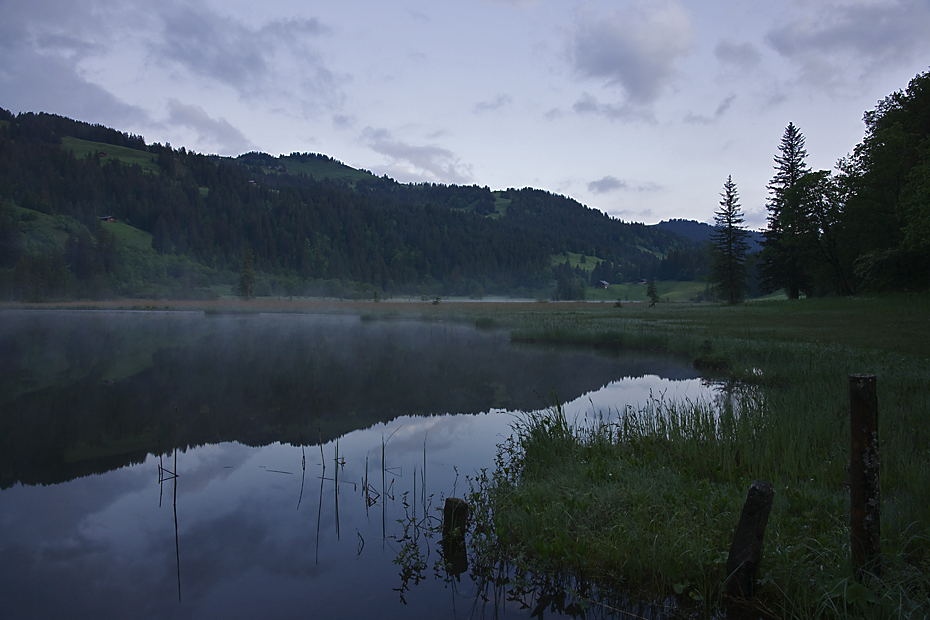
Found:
[710,176,750,304]
[237,246,255,300]
[647,279,659,306]
[759,122,813,298]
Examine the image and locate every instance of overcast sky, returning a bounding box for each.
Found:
[2,0,929,228]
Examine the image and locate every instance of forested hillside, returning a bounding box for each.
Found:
[4,69,926,302]
[0,108,694,300]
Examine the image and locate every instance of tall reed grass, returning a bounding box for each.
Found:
[471,318,930,619]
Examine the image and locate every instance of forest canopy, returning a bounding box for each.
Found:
[0,110,690,300]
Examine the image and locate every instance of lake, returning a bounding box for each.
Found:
[0,310,718,619]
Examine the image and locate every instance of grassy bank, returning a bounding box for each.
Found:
[463,297,930,618]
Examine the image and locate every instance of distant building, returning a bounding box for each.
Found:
[99,216,117,222]
[596,280,610,289]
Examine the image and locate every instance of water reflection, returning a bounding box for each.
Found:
[1,310,705,488]
[0,310,718,619]
[156,436,181,602]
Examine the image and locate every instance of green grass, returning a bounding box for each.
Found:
[490,192,511,219]
[60,136,161,174]
[551,251,603,272]
[12,204,153,253]
[277,154,376,183]
[101,220,152,250]
[466,297,930,619]
[583,280,709,302]
[11,205,79,252]
[636,244,665,258]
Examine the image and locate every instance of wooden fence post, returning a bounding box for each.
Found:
[725,479,775,599]
[849,373,881,578]
[442,497,469,576]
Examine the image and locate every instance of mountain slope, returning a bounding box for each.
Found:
[0,108,699,299]
[656,218,763,251]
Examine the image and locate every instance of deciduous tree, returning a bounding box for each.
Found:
[794,170,855,295]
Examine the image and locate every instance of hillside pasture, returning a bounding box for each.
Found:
[60,136,161,174]
[101,220,152,250]
[551,251,603,271]
[278,154,377,183]
[585,280,708,302]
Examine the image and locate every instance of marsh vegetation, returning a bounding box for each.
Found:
[462,296,930,619]
[1,296,927,618]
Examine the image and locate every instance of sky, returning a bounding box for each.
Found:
[2,0,929,229]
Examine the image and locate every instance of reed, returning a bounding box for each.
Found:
[470,310,930,619]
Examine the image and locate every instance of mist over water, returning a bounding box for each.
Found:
[0,311,717,618]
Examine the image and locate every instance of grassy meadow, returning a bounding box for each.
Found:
[101,219,154,250]
[464,297,930,619]
[4,295,928,617]
[60,136,161,174]
[276,154,376,183]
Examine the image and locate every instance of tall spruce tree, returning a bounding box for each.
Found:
[237,246,255,300]
[760,122,813,298]
[710,176,750,304]
[647,279,659,306]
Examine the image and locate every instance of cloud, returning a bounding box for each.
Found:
[361,127,473,184]
[588,175,663,194]
[332,114,356,129]
[571,92,656,123]
[636,182,663,193]
[612,207,656,222]
[0,50,149,126]
[588,176,627,194]
[766,0,930,85]
[481,0,540,5]
[0,3,148,126]
[714,40,762,69]
[683,94,736,125]
[474,94,512,113]
[154,4,340,102]
[166,99,254,154]
[407,10,430,24]
[158,7,266,87]
[570,1,694,105]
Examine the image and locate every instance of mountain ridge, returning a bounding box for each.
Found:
[0,108,707,300]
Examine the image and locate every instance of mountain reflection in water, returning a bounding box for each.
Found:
[0,311,715,619]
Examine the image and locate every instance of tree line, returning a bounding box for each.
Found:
[0,108,696,300]
[709,69,930,303]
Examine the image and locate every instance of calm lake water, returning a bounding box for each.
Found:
[0,311,718,619]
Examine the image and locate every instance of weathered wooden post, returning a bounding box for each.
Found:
[725,480,775,599]
[443,497,469,536]
[849,373,881,578]
[442,497,469,576]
